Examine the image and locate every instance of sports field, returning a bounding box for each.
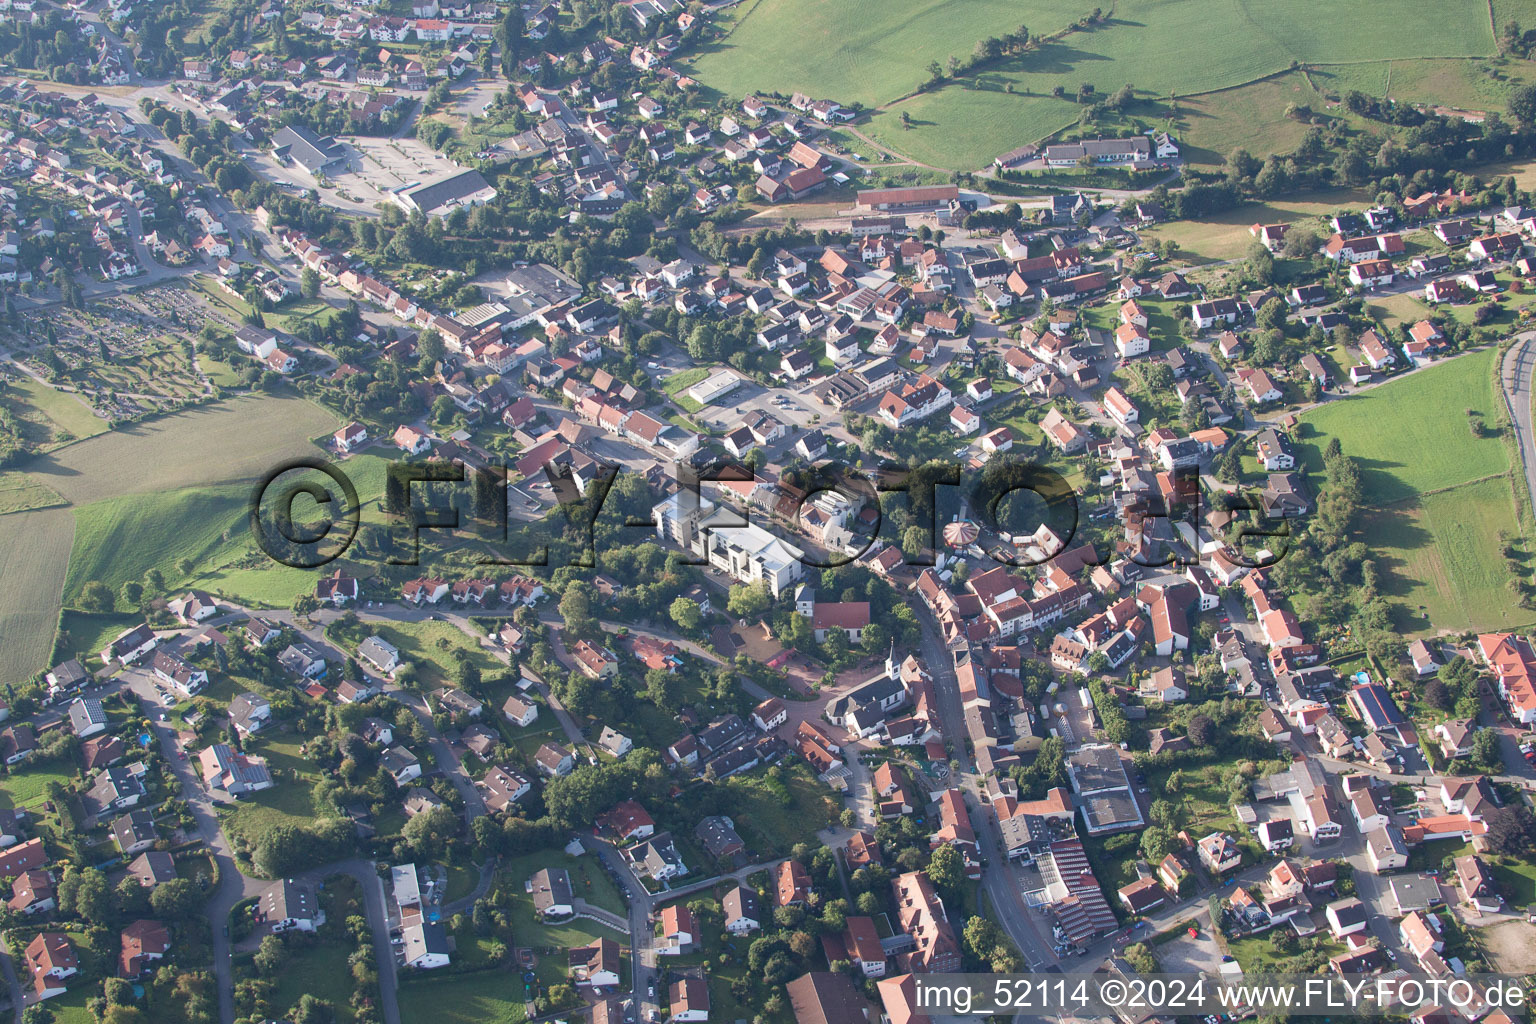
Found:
[693,0,1521,171]
[1296,349,1525,633]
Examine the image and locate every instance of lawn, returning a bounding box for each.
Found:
[0,506,75,686]
[3,377,109,446]
[500,850,629,947]
[1491,858,1536,906]
[44,987,97,1024]
[1294,348,1507,503]
[0,756,77,810]
[0,470,66,515]
[721,0,1508,170]
[336,619,503,688]
[397,969,526,1024]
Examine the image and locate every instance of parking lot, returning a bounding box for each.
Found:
[345,136,454,198]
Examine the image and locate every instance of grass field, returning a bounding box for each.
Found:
[62,485,249,606]
[398,970,526,1024]
[1174,72,1329,168]
[1295,348,1506,502]
[700,0,1506,170]
[29,393,338,505]
[0,470,65,515]
[0,507,74,686]
[1296,349,1526,633]
[0,392,340,676]
[690,0,1088,108]
[1369,476,1531,633]
[337,619,503,688]
[2,378,109,446]
[1135,189,1374,262]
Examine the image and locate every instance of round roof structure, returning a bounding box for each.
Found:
[943,520,979,548]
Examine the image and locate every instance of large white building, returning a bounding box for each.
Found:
[653,493,805,596]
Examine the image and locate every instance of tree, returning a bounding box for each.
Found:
[559,581,596,632]
[79,580,115,613]
[1511,84,1536,129]
[901,524,929,560]
[293,994,334,1024]
[150,877,202,919]
[646,668,683,714]
[402,804,460,860]
[1187,714,1215,747]
[1423,679,1453,710]
[1484,805,1536,858]
[669,597,702,632]
[71,866,110,921]
[114,875,150,918]
[300,268,320,299]
[726,581,771,621]
[1123,942,1157,974]
[254,934,288,976]
[927,843,964,892]
[1471,728,1506,773]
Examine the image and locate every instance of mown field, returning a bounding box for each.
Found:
[1296,349,1525,633]
[0,394,342,683]
[397,970,526,1024]
[0,507,75,686]
[29,393,339,505]
[0,470,65,515]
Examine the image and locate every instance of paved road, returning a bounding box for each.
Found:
[911,607,1060,971]
[117,666,266,1024]
[296,859,403,1024]
[1501,332,1536,527]
[0,943,20,1024]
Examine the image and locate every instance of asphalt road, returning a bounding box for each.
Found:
[1501,331,1536,525]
